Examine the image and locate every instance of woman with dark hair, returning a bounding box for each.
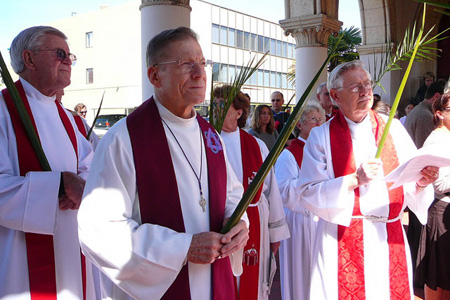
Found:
[217,85,289,300]
[247,105,279,150]
[416,93,450,300]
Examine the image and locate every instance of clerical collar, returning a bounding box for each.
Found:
[19,77,56,103]
[297,136,307,143]
[343,112,369,125]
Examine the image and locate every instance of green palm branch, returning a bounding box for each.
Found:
[415,0,450,16]
[209,51,268,133]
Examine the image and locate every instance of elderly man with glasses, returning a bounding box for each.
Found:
[78,27,249,300]
[295,60,438,300]
[0,26,95,299]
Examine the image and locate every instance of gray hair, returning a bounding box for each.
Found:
[327,60,371,101]
[299,101,325,124]
[10,26,67,74]
[316,82,327,95]
[146,26,198,68]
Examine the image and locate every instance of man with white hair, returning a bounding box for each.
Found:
[316,82,338,121]
[0,26,94,299]
[297,60,438,299]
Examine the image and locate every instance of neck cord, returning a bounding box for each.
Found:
[161,118,207,212]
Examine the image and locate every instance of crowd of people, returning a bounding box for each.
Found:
[0,25,448,300]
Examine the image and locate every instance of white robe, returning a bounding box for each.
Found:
[0,78,94,300]
[221,129,290,299]
[297,114,434,300]
[275,136,317,300]
[78,99,247,300]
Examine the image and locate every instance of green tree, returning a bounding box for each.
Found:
[328,26,362,72]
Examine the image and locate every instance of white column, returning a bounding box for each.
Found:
[140,0,192,101]
[280,14,341,103]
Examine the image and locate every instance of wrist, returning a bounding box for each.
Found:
[416,182,427,189]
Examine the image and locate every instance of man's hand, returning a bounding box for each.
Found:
[58,172,86,210]
[416,165,439,188]
[219,220,249,259]
[356,158,382,186]
[187,232,223,264]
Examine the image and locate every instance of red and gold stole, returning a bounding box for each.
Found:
[330,110,410,300]
[2,80,83,300]
[127,97,236,300]
[238,129,263,300]
[286,138,305,168]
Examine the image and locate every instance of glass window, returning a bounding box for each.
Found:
[258,35,264,52]
[276,40,281,56]
[270,39,276,55]
[86,32,93,48]
[282,73,288,89]
[277,72,282,88]
[258,70,263,86]
[228,28,236,47]
[212,63,219,82]
[283,42,288,57]
[236,30,243,49]
[250,71,257,85]
[270,71,276,87]
[219,64,227,82]
[291,44,296,59]
[287,43,293,59]
[220,26,227,45]
[86,68,93,84]
[244,32,250,50]
[264,70,270,87]
[251,34,257,51]
[212,24,219,44]
[228,65,236,82]
[264,37,270,53]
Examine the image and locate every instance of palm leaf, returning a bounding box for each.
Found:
[221,33,344,234]
[87,91,105,140]
[209,52,268,133]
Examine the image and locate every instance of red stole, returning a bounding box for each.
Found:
[69,111,87,138]
[330,110,410,300]
[286,138,305,168]
[326,107,339,121]
[126,97,236,300]
[1,81,82,300]
[238,129,263,300]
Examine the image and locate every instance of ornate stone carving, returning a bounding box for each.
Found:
[280,14,341,47]
[140,0,191,10]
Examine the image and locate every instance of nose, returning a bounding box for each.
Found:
[191,62,206,78]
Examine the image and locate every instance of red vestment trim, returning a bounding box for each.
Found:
[330,110,410,300]
[286,138,305,168]
[127,97,236,300]
[1,81,81,300]
[237,129,263,300]
[70,111,87,138]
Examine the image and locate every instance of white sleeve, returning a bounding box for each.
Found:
[78,122,193,300]
[275,149,303,212]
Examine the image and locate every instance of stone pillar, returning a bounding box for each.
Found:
[140,0,191,101]
[280,14,341,102]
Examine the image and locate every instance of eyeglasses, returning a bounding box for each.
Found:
[154,58,210,71]
[337,80,373,93]
[80,111,87,115]
[271,99,282,102]
[33,48,77,65]
[305,116,324,124]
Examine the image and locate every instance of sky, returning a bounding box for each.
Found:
[0,0,361,53]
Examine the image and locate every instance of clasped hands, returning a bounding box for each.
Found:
[59,171,86,210]
[187,219,249,264]
[350,158,439,189]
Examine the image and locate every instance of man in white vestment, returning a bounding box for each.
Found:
[78,27,249,300]
[297,60,438,300]
[0,26,94,299]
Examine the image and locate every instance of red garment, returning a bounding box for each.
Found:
[126,97,236,300]
[329,110,410,300]
[286,138,305,167]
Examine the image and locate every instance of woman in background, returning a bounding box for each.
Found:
[247,105,279,150]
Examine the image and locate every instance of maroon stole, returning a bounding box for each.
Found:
[286,138,305,168]
[1,81,84,300]
[69,111,87,138]
[330,110,410,300]
[126,97,236,300]
[237,129,263,300]
[326,107,339,121]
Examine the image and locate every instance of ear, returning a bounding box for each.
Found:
[296,121,302,131]
[329,89,340,105]
[22,50,36,70]
[436,110,445,120]
[236,108,243,119]
[147,66,161,88]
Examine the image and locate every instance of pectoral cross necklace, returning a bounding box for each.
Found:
[161,118,207,212]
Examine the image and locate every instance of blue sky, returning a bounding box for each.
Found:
[0,0,361,53]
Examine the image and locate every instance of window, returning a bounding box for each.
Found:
[244,32,250,50]
[228,65,236,82]
[250,71,257,85]
[228,28,236,47]
[270,71,276,87]
[212,24,220,44]
[236,30,243,48]
[251,34,257,51]
[220,26,227,45]
[264,37,270,53]
[86,68,93,84]
[212,63,219,81]
[258,35,264,52]
[291,44,296,59]
[282,73,288,89]
[86,32,93,48]
[258,70,263,86]
[283,42,288,57]
[264,70,270,87]
[276,41,282,56]
[277,72,282,88]
[219,64,227,82]
[270,39,276,55]
[288,43,293,59]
